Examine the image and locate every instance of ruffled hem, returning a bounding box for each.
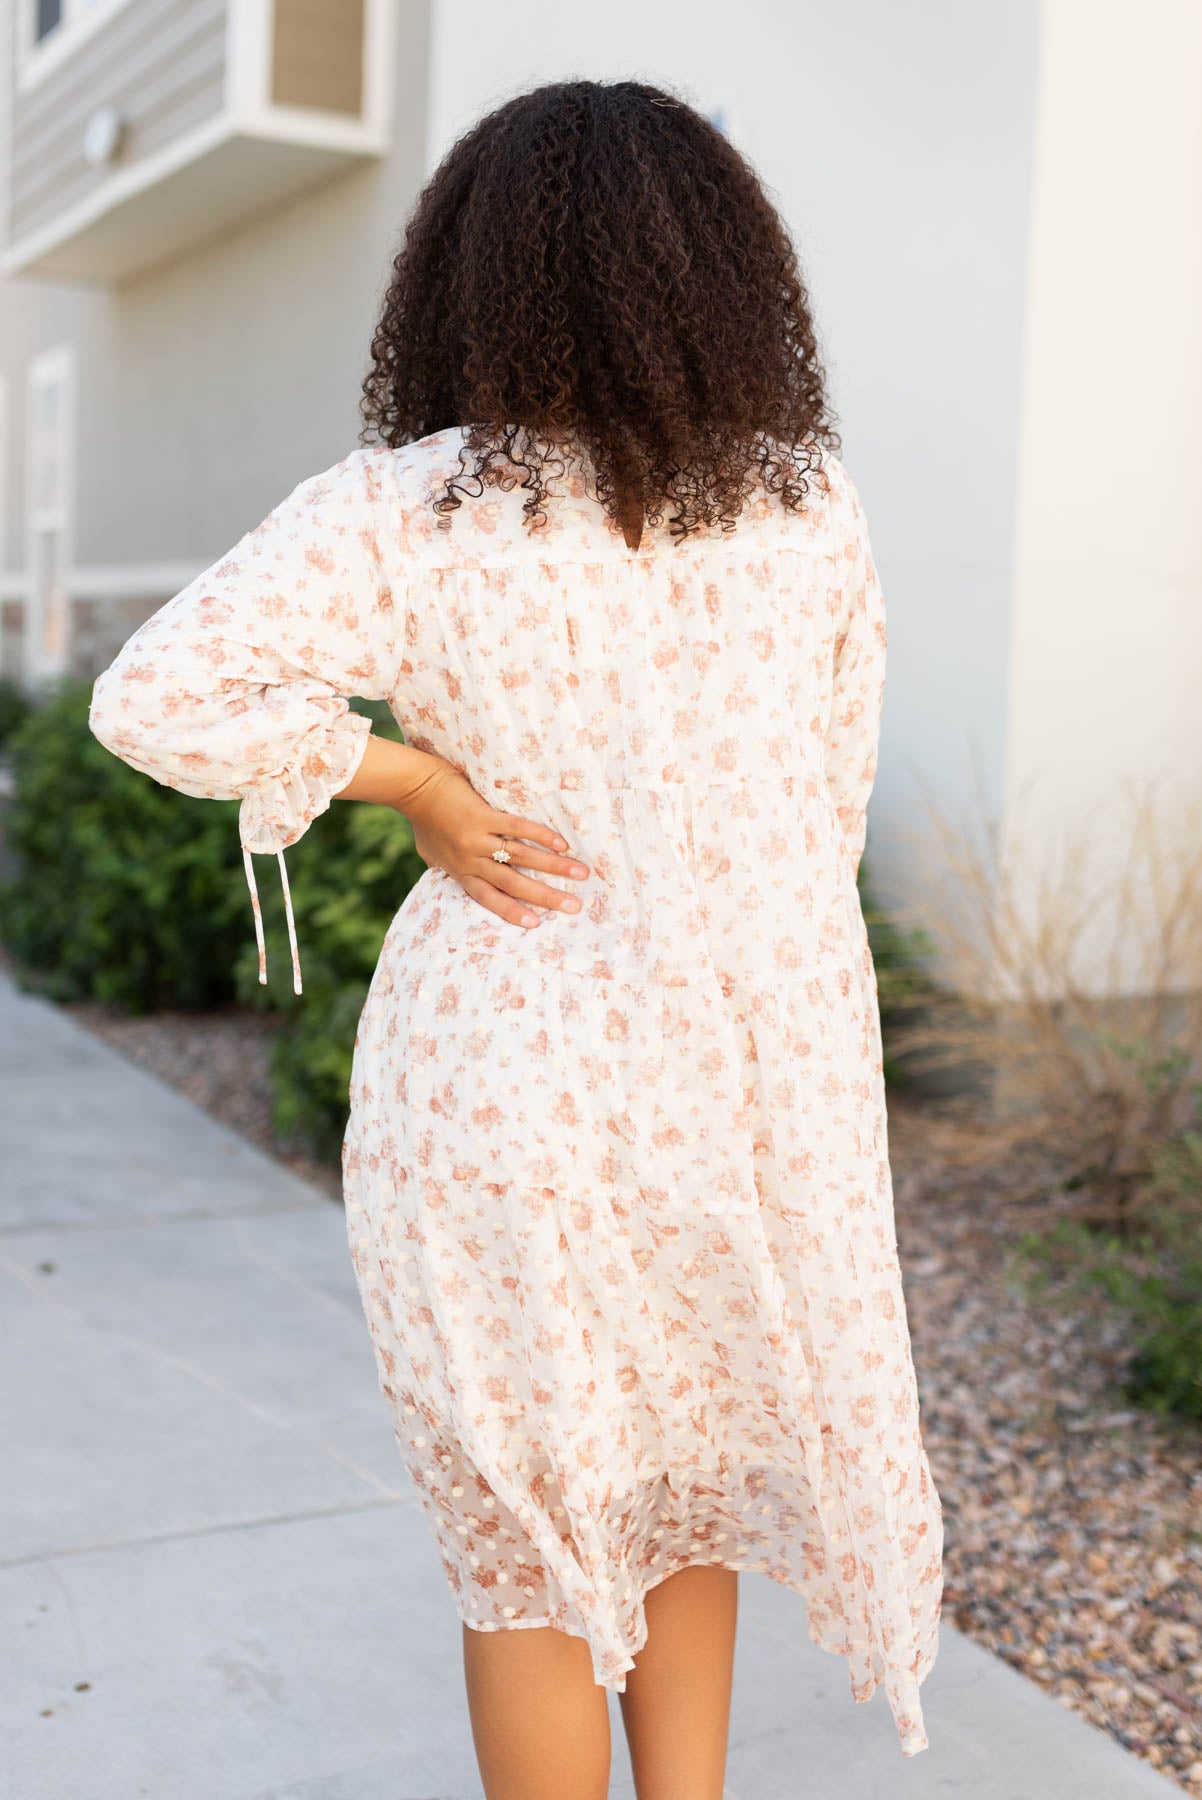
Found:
[398,1419,941,1755]
[343,1155,944,1760]
[457,1550,938,1756]
[237,706,374,992]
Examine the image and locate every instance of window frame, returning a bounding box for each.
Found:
[17,0,136,95]
[25,345,75,683]
[0,375,8,586]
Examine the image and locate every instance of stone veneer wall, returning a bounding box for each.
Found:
[68,595,162,685]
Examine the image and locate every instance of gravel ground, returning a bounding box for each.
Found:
[60,1000,1202,1792]
[887,1095,1201,1794]
[62,999,342,1200]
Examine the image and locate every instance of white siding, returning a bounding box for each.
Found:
[9,0,227,244]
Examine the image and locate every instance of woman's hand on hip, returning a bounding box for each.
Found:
[381,750,591,930]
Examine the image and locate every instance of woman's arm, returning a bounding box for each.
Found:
[90,446,589,986]
[336,734,591,930]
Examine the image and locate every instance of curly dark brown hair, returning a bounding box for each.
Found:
[359,78,840,549]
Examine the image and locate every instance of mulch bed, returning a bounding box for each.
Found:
[63,1000,1202,1792]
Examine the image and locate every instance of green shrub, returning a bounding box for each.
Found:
[0,677,32,747]
[0,681,246,1010]
[0,684,425,1158]
[1017,1082,1202,1421]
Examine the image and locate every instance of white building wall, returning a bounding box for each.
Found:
[64,0,432,563]
[426,0,1044,915]
[0,0,431,574]
[1005,0,1202,994]
[5,0,1197,999]
[0,0,431,674]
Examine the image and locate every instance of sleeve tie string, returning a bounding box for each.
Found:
[242,844,304,996]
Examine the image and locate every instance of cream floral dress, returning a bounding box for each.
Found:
[89,425,943,1755]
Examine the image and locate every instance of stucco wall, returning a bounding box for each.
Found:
[425,0,1043,908]
[1003,0,1202,993]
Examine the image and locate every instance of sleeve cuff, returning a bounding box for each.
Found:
[237,707,374,856]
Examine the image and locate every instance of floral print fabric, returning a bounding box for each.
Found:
[89,426,943,1755]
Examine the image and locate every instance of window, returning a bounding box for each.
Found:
[20,0,133,90]
[26,347,74,683]
[35,0,62,41]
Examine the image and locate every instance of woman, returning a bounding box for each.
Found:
[90,77,942,1799]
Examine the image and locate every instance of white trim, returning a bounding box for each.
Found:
[361,0,397,145]
[224,0,273,119]
[233,0,394,150]
[25,343,75,684]
[0,561,207,604]
[0,378,9,680]
[0,377,8,597]
[17,0,136,96]
[1,111,236,278]
[243,103,388,155]
[70,560,205,597]
[26,345,74,529]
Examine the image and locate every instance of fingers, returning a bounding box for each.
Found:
[498,844,592,882]
[459,873,549,931]
[490,815,591,885]
[460,848,590,931]
[485,861,586,917]
[462,812,593,930]
[495,814,570,854]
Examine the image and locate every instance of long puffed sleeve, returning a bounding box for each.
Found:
[89,445,404,993]
[822,458,887,878]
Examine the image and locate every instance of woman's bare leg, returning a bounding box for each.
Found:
[462,1621,612,1800]
[618,1565,739,1800]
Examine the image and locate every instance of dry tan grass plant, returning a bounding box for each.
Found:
[876,771,1202,1234]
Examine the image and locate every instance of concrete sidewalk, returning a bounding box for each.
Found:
[0,971,1182,1800]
